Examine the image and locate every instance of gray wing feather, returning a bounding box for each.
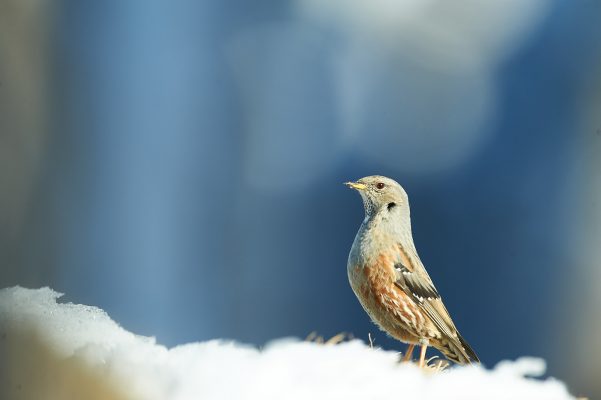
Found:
[393,258,478,363]
[394,262,456,339]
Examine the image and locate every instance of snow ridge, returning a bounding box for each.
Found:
[0,286,574,400]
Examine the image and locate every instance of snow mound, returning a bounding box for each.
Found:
[0,286,574,400]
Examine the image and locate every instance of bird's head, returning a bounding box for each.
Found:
[344,175,409,218]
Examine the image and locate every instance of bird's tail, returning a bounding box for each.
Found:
[439,332,479,365]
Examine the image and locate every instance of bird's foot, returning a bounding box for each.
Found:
[401,344,415,362]
[418,338,429,368]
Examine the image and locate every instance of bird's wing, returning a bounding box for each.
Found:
[393,259,457,340]
[393,246,479,363]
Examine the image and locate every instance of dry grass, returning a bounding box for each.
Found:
[305,331,351,345]
[306,332,449,373]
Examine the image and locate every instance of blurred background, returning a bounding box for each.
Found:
[1,0,600,397]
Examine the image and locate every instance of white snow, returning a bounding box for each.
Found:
[0,286,574,400]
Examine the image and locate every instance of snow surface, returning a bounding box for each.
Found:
[0,286,574,400]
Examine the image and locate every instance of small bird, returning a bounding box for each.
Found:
[345,175,479,366]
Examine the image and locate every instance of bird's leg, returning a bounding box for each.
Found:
[402,344,415,362]
[418,338,429,368]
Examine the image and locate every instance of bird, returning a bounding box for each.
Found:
[345,175,479,366]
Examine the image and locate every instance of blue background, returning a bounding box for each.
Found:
[1,1,600,398]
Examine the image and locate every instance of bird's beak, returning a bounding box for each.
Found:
[344,181,367,191]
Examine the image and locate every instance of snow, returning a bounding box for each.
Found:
[0,286,574,400]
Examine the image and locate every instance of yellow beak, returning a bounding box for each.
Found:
[344,181,367,191]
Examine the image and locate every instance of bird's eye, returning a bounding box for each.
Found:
[376,182,385,189]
